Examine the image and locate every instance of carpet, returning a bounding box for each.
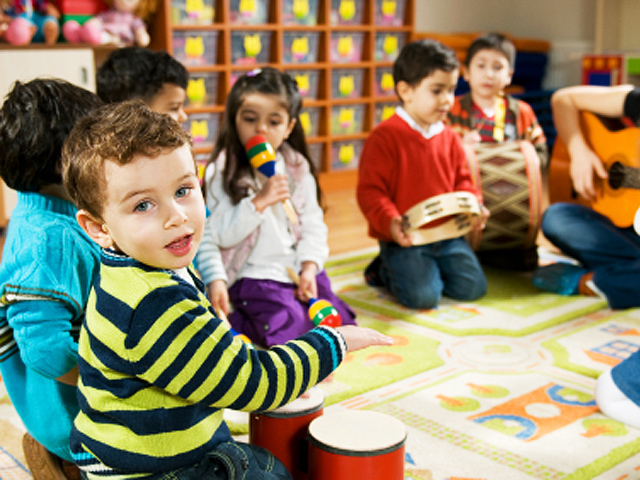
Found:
[0,446,30,480]
[2,248,640,479]
[318,249,640,479]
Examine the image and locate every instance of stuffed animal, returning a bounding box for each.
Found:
[62,0,155,46]
[3,0,60,45]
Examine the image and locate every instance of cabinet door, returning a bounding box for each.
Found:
[0,48,95,226]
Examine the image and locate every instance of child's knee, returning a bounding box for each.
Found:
[395,286,441,310]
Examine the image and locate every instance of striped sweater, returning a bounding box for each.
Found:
[70,249,346,478]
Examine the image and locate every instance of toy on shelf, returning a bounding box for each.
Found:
[246,134,298,224]
[286,267,342,328]
[62,0,156,46]
[3,0,60,45]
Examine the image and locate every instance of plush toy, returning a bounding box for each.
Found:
[62,0,155,46]
[3,0,60,45]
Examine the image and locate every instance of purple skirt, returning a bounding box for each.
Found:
[228,270,356,347]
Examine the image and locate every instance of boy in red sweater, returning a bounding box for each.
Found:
[357,39,489,309]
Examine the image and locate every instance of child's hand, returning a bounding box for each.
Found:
[462,130,482,145]
[471,205,490,231]
[297,261,318,302]
[390,216,413,247]
[252,174,290,213]
[335,325,394,352]
[208,279,231,321]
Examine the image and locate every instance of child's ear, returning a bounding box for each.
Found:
[462,65,470,82]
[77,210,113,248]
[396,80,412,104]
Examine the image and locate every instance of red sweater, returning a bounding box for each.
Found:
[357,114,481,242]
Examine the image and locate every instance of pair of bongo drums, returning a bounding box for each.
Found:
[249,389,406,480]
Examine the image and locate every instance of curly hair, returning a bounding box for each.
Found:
[62,100,192,219]
[0,78,103,192]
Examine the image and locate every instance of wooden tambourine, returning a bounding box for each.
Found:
[402,191,482,245]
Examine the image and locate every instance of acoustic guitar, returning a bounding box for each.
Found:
[548,110,640,228]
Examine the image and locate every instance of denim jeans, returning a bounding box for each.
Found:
[80,442,292,480]
[542,203,640,309]
[378,236,487,309]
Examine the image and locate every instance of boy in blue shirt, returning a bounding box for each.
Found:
[0,78,103,479]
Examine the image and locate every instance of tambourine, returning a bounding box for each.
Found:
[401,191,482,245]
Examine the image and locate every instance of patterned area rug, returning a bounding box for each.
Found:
[2,248,640,479]
[318,249,640,479]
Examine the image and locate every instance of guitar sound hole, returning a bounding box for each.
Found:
[608,161,625,189]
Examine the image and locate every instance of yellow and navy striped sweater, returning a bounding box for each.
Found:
[70,249,346,478]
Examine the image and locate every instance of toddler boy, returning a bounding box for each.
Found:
[448,33,548,269]
[357,39,489,310]
[97,46,189,123]
[62,100,392,479]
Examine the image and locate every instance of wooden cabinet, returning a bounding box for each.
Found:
[149,0,414,190]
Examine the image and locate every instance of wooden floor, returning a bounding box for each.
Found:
[323,188,377,255]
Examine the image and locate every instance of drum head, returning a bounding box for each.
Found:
[308,410,406,455]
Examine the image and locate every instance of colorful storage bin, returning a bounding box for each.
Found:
[184,112,219,149]
[289,69,321,100]
[374,0,406,26]
[331,139,363,170]
[331,68,365,99]
[329,32,365,63]
[374,66,395,97]
[374,102,397,125]
[330,0,364,25]
[229,0,270,24]
[283,32,321,64]
[330,104,365,135]
[374,32,405,62]
[185,72,219,107]
[231,31,272,64]
[194,152,210,183]
[282,0,319,25]
[170,0,214,25]
[299,107,321,137]
[172,30,218,66]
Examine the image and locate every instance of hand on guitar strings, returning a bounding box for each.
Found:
[569,143,608,202]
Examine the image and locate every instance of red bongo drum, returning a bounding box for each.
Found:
[249,388,325,480]
[307,410,406,480]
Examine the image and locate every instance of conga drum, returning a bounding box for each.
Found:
[463,140,542,251]
[307,410,406,480]
[249,388,325,480]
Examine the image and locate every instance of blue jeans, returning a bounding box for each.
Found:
[378,237,487,309]
[80,442,292,480]
[542,203,640,309]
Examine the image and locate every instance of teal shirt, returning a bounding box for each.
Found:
[71,249,346,478]
[0,192,100,461]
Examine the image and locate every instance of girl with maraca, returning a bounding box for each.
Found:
[196,67,356,347]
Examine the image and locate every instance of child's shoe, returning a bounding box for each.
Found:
[532,263,588,296]
[364,256,384,287]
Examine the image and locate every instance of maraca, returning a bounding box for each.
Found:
[246,135,298,224]
[286,267,342,328]
[307,297,342,327]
